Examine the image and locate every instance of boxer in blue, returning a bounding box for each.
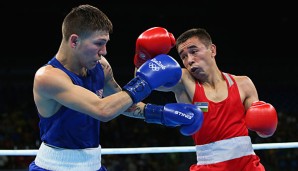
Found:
[29,4,203,171]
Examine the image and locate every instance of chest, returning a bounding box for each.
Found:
[202,81,228,102]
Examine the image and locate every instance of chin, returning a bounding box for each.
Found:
[192,72,205,80]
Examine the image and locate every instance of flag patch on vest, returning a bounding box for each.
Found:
[194,102,208,112]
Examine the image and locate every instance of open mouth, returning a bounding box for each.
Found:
[190,67,198,73]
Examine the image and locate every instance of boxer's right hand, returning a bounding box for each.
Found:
[134,27,176,68]
[123,54,182,104]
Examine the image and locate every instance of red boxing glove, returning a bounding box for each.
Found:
[245,101,278,138]
[134,27,176,68]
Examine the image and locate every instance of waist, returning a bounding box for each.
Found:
[35,142,102,171]
[195,136,255,165]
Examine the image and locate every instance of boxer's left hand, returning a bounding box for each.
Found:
[245,101,278,138]
[144,103,204,136]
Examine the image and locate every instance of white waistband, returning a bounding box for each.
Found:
[195,136,255,165]
[35,142,101,171]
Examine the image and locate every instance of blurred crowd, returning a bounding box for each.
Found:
[0,83,297,171]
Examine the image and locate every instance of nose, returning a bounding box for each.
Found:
[187,55,195,66]
[98,45,107,56]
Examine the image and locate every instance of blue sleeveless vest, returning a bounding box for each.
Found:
[38,57,104,149]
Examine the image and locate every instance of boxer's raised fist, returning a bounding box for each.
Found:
[134,27,175,68]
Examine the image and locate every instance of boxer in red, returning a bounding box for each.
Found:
[133,27,278,171]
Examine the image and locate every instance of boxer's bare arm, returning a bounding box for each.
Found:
[33,65,133,121]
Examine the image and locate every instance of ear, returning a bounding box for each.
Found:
[69,34,79,48]
[210,44,216,58]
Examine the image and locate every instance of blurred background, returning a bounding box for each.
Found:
[0,0,297,170]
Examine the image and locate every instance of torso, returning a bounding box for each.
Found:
[37,57,105,149]
[175,70,248,145]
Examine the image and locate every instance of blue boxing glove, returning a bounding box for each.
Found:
[123,54,182,103]
[144,103,204,136]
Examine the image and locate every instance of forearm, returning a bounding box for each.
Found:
[89,91,134,122]
[122,102,145,119]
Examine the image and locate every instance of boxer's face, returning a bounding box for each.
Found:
[177,37,213,79]
[77,30,110,70]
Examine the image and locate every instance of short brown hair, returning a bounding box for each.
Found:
[62,4,113,40]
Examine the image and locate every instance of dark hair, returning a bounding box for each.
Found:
[62,4,113,40]
[176,28,212,50]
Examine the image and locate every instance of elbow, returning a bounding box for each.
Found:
[99,113,114,122]
[99,117,111,122]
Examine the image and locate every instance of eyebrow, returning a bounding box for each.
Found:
[179,45,197,56]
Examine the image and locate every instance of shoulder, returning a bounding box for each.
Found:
[231,74,257,94]
[35,65,68,80]
[229,73,259,108]
[232,75,254,86]
[34,65,71,90]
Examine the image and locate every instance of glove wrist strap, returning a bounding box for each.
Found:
[144,103,163,124]
[123,76,152,104]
